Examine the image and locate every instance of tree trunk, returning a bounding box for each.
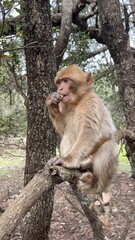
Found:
[98,0,135,177]
[0,167,53,240]
[22,0,57,239]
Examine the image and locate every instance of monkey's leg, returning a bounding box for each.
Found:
[77,172,98,193]
[94,192,110,206]
[78,140,118,194]
[93,140,118,193]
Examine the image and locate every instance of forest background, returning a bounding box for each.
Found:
[0,0,135,240]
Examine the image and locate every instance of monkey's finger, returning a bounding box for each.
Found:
[52,96,60,104]
[52,158,63,166]
[46,156,60,167]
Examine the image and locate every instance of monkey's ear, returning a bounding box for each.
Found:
[86,73,93,86]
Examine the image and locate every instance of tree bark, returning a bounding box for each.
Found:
[71,184,105,240]
[22,0,57,239]
[0,167,53,240]
[98,0,135,177]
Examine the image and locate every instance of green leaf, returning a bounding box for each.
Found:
[14,8,25,17]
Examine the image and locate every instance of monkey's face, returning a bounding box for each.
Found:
[55,78,77,103]
[54,65,93,104]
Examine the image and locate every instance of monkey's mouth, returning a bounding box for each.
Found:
[60,94,70,102]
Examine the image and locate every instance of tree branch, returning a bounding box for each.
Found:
[0,163,104,240]
[0,2,6,37]
[71,184,105,240]
[87,46,107,57]
[55,0,72,68]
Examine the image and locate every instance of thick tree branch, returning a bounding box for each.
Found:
[0,165,79,240]
[55,0,72,68]
[87,46,107,57]
[71,184,105,240]
[0,163,104,240]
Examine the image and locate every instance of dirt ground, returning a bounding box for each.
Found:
[0,168,135,240]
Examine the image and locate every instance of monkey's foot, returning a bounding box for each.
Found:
[102,192,110,205]
[80,155,93,170]
[77,172,97,193]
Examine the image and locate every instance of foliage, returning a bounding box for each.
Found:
[0,155,24,178]
[118,145,131,171]
[0,11,26,137]
[93,64,125,128]
[62,30,90,68]
[0,0,127,137]
[0,93,26,136]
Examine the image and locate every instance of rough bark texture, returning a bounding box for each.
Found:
[98,0,135,177]
[71,184,105,240]
[0,167,53,240]
[22,0,57,239]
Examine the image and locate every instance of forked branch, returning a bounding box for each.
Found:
[0,164,105,240]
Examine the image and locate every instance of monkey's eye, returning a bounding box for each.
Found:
[63,78,72,84]
[56,80,61,86]
[63,78,69,83]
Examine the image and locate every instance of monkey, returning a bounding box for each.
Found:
[46,64,119,194]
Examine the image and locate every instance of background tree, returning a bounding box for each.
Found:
[0,0,135,239]
[21,1,57,239]
[97,0,135,176]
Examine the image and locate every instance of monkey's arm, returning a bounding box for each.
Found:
[60,106,103,168]
[47,111,100,168]
[62,128,100,168]
[46,93,65,135]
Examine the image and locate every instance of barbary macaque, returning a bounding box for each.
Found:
[46,65,119,194]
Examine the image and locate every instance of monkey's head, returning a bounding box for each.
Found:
[54,65,93,104]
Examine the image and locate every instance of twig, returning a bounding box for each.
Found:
[0,41,38,53]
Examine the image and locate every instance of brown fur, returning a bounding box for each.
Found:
[46,65,119,194]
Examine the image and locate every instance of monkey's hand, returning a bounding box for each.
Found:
[47,156,74,168]
[46,92,62,112]
[47,156,65,167]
